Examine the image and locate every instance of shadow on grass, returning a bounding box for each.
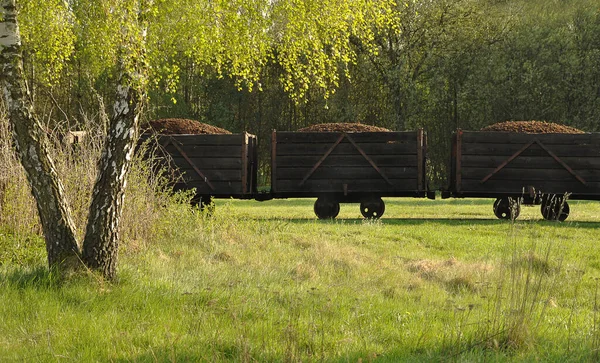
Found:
[113,344,568,362]
[250,217,600,229]
[0,265,61,290]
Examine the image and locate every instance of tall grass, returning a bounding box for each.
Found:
[0,101,182,263]
[1,196,600,360]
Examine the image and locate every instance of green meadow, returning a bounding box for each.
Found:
[1,198,600,361]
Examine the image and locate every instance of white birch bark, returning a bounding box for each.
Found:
[81,11,148,279]
[0,0,80,268]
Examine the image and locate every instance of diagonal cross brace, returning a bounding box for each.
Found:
[298,133,393,187]
[167,137,215,191]
[480,138,587,186]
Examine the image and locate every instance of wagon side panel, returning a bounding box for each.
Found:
[456,131,600,197]
[272,131,423,196]
[158,134,256,197]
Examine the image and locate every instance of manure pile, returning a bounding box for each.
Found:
[147,118,231,135]
[481,121,583,134]
[298,123,391,133]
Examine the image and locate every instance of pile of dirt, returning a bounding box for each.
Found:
[298,123,391,133]
[481,121,584,134]
[146,118,232,135]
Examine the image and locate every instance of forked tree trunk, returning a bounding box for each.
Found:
[0,0,80,269]
[1,0,147,279]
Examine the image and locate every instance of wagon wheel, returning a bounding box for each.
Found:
[493,197,520,220]
[360,197,385,219]
[191,195,215,215]
[314,197,340,220]
[541,195,570,222]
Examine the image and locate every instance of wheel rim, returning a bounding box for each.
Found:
[493,197,520,220]
[360,198,385,219]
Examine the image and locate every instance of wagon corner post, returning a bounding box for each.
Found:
[271,129,277,193]
[417,128,425,193]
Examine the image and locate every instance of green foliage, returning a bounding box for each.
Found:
[18,0,75,85]
[0,231,45,266]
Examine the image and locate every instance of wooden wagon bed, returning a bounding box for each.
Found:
[448,130,600,199]
[146,133,258,201]
[445,130,600,221]
[271,129,428,199]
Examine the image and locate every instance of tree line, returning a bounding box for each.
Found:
[18,0,600,187]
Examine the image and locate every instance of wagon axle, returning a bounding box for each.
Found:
[314,196,386,220]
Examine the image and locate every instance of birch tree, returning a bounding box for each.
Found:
[0,0,148,279]
[0,0,80,269]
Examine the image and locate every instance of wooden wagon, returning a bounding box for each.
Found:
[444,130,600,220]
[146,132,258,207]
[270,129,430,219]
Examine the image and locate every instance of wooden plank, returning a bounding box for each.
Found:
[276,155,418,168]
[167,157,242,169]
[159,134,247,146]
[461,167,600,182]
[248,135,258,194]
[271,130,277,192]
[462,143,600,157]
[461,132,600,145]
[298,133,346,186]
[275,166,419,180]
[450,133,457,192]
[459,179,600,194]
[276,142,418,156]
[344,133,394,186]
[417,129,424,192]
[173,181,244,195]
[275,179,419,193]
[241,132,248,194]
[163,144,243,158]
[175,168,242,182]
[275,131,418,144]
[462,155,600,170]
[456,131,462,192]
[169,140,215,191]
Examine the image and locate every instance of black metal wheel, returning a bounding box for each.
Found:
[493,197,520,220]
[314,197,340,220]
[360,197,385,219]
[541,195,570,221]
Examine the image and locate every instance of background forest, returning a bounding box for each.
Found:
[16,0,600,187]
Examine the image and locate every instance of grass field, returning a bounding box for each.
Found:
[2,197,600,361]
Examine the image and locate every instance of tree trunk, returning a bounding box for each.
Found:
[81,20,147,279]
[0,0,80,269]
[81,78,142,279]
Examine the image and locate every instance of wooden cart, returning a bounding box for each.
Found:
[444,130,600,221]
[271,129,430,219]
